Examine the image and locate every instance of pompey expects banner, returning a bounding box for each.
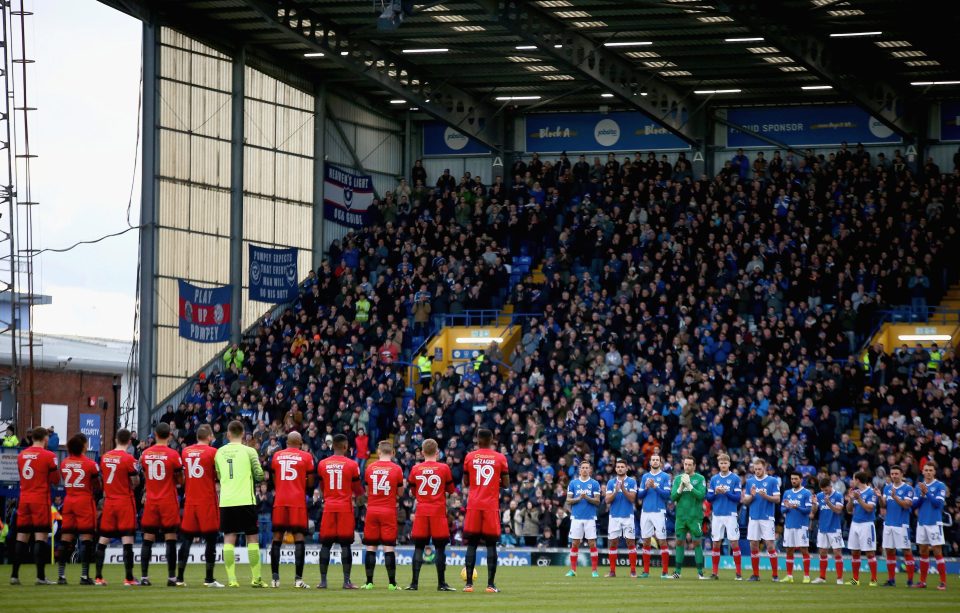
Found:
[725,104,902,148]
[423,121,492,156]
[323,163,375,229]
[524,111,689,153]
[249,245,298,303]
[178,279,231,343]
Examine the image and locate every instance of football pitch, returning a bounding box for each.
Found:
[0,565,956,612]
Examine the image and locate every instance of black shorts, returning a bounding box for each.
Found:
[220,505,258,536]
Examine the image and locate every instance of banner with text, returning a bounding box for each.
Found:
[103,544,531,567]
[323,163,375,229]
[941,101,960,141]
[249,245,299,303]
[178,279,231,343]
[725,104,902,148]
[79,413,101,454]
[524,111,689,154]
[423,121,492,156]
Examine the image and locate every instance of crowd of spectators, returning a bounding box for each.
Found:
[143,142,960,553]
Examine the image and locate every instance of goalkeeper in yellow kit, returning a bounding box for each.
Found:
[670,457,707,580]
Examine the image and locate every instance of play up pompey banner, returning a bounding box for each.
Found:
[249,245,298,303]
[323,163,374,229]
[524,111,689,153]
[423,121,491,156]
[725,104,902,147]
[178,279,231,343]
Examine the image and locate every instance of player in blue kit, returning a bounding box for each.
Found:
[811,476,845,584]
[780,471,812,583]
[636,453,672,579]
[566,460,602,578]
[845,470,878,586]
[706,453,742,580]
[913,461,947,590]
[604,459,638,578]
[741,459,780,581]
[879,465,915,586]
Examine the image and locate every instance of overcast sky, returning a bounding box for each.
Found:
[30,1,141,340]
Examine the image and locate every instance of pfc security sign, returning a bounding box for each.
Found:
[725,104,902,147]
[524,112,689,153]
[422,121,491,156]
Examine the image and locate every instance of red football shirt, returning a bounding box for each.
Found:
[181,444,218,507]
[317,454,361,512]
[409,460,455,515]
[464,449,508,511]
[272,448,314,507]
[364,460,404,512]
[18,447,59,504]
[141,444,183,504]
[100,449,138,502]
[61,454,99,500]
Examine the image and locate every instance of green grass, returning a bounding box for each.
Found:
[0,564,955,612]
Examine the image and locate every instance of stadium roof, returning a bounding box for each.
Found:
[101,0,960,146]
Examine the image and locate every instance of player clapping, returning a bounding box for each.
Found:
[566,460,602,578]
[780,471,812,583]
[879,465,915,587]
[636,453,672,579]
[603,459,638,578]
[844,470,879,586]
[914,461,948,590]
[706,453,742,580]
[811,477,845,584]
[742,459,780,582]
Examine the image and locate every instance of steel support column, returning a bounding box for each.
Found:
[137,19,159,435]
[312,83,326,270]
[229,49,246,344]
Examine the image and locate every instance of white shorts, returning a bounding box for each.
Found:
[570,518,597,541]
[783,527,809,548]
[747,519,775,542]
[848,522,876,551]
[816,531,845,550]
[640,512,667,540]
[882,525,911,550]
[608,516,636,541]
[915,524,945,546]
[711,515,740,542]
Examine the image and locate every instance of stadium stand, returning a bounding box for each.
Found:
[146,145,960,554]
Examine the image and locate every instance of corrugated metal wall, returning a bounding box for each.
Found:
[148,30,406,408]
[242,66,314,331]
[323,94,403,246]
[154,28,234,402]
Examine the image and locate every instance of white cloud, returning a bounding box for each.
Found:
[32,283,136,340]
[31,1,141,337]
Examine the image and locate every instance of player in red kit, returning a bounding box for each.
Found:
[361,440,404,590]
[96,428,139,585]
[139,422,184,586]
[406,438,456,591]
[11,427,59,585]
[316,433,363,589]
[462,428,509,593]
[56,434,101,585]
[177,424,222,587]
[269,431,315,588]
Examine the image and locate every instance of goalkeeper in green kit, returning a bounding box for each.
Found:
[670,457,707,580]
[215,420,267,588]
